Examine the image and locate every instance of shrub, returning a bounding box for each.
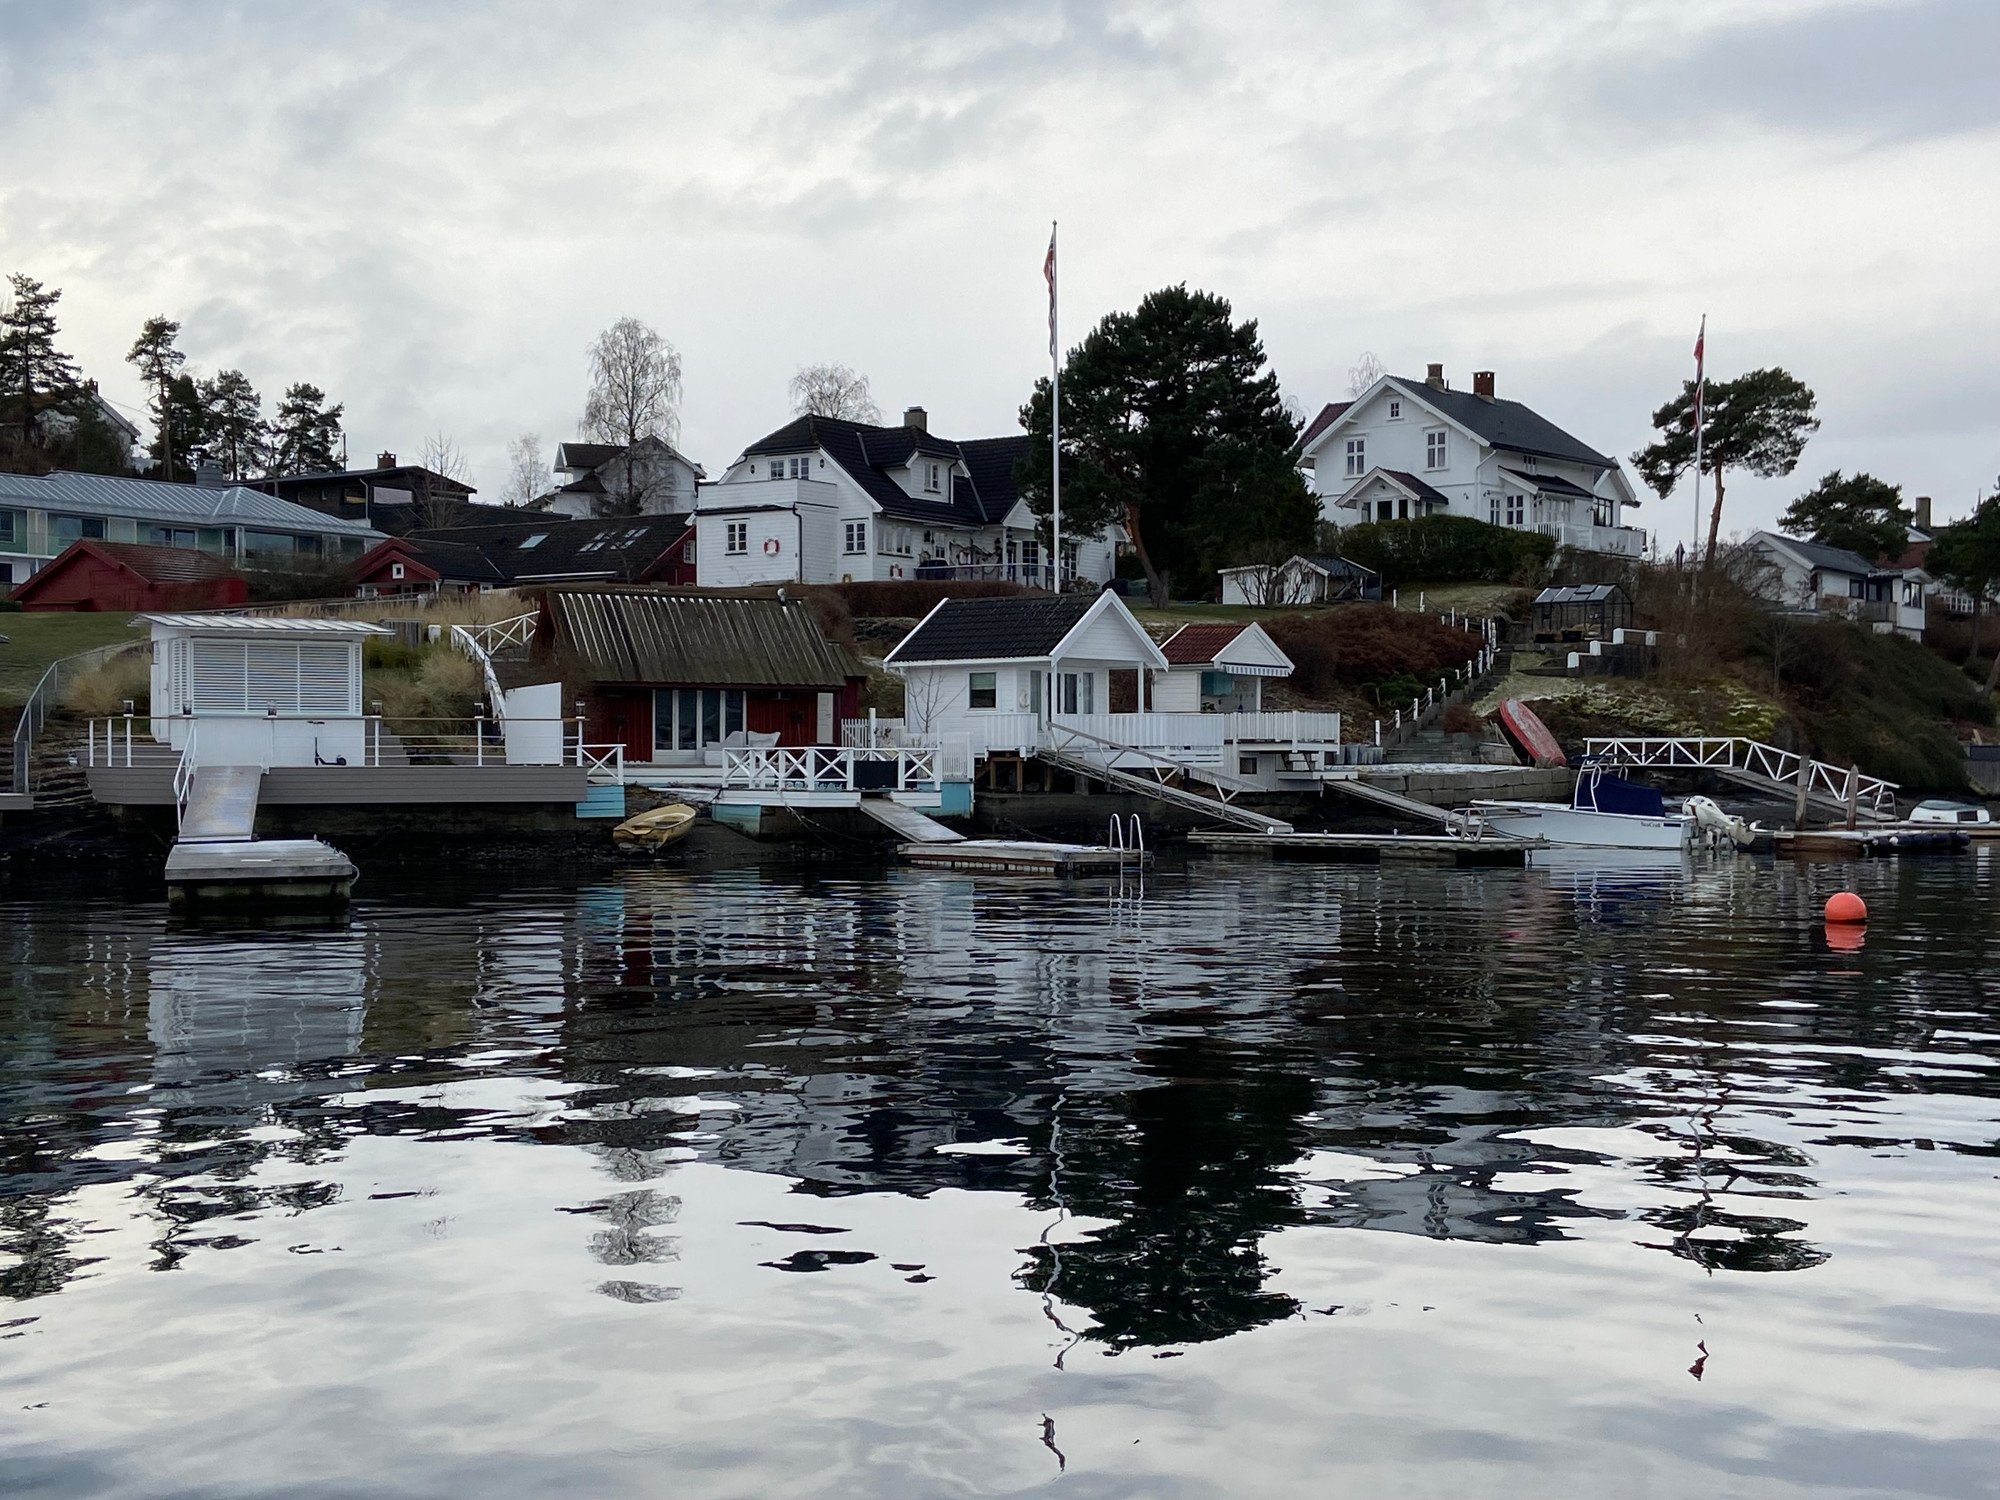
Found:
[60,651,151,716]
[1441,702,1483,735]
[1262,604,1485,700]
[1331,515,1555,588]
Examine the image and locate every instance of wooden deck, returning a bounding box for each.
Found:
[1191,830,1544,865]
[87,763,590,807]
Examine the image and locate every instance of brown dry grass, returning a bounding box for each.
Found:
[59,651,153,716]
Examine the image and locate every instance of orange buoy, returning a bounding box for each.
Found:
[1824,892,1867,924]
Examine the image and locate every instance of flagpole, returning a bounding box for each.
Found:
[1692,314,1706,561]
[1050,220,1061,593]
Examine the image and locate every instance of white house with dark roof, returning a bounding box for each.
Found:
[1743,530,1926,638]
[1300,365,1646,559]
[694,406,1116,589]
[541,437,704,519]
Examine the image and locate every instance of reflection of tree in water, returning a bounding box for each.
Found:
[1016,1037,1316,1349]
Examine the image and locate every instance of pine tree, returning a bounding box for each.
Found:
[125,315,188,478]
[201,369,264,480]
[0,274,83,440]
[266,382,344,475]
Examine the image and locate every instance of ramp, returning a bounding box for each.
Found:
[1037,748,1292,833]
[1325,775,1470,830]
[858,798,965,843]
[1583,736,1897,822]
[179,765,264,842]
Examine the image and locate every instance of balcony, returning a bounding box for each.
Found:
[1535,522,1648,559]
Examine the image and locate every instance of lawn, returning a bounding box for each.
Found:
[0,612,150,706]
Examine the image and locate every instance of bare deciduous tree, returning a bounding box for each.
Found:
[789,362,881,424]
[502,431,545,506]
[1347,351,1387,398]
[582,317,682,516]
[416,431,472,529]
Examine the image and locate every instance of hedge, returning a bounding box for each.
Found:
[1332,515,1554,588]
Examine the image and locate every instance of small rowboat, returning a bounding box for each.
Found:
[1497,699,1567,768]
[612,802,699,851]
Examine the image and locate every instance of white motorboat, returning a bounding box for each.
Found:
[1908,799,1992,825]
[1471,765,1691,850]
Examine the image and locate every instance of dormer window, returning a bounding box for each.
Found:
[925,462,941,493]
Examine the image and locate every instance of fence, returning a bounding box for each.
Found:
[11,639,153,795]
[720,746,944,792]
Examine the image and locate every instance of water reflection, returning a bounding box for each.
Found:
[3,852,1999,1492]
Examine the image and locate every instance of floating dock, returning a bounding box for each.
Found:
[897,839,1148,876]
[1775,827,1971,858]
[1190,830,1545,865]
[164,838,358,906]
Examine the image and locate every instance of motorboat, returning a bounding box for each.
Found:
[1908,799,1992,825]
[1471,764,1690,849]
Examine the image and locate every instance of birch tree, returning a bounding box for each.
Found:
[582,317,682,516]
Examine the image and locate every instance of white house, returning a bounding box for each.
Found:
[1742,530,1926,639]
[1299,365,1646,559]
[541,437,704,519]
[1154,623,1294,712]
[695,407,1116,590]
[1217,554,1381,606]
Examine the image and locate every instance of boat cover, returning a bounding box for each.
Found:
[1574,771,1666,817]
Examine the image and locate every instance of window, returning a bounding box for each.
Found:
[1425,430,1447,469]
[518,533,548,550]
[1505,493,1525,527]
[1386,400,1402,420]
[1592,497,1613,528]
[1377,500,1394,522]
[726,521,748,555]
[894,528,913,557]
[1344,438,1366,478]
[1489,492,1501,525]
[148,526,197,549]
[243,530,299,555]
[1020,539,1039,569]
[968,671,997,709]
[925,463,941,493]
[1240,756,1259,776]
[52,514,106,547]
[844,521,867,554]
[789,456,807,479]
[682,541,695,562]
[1200,670,1234,697]
[653,689,746,754]
[0,510,19,547]
[1057,671,1093,715]
[390,561,405,580]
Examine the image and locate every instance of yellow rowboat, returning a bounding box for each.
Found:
[612,802,699,851]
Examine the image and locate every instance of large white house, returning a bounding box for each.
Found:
[1300,366,1647,559]
[693,407,1116,589]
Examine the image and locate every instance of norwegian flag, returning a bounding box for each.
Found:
[1044,226,1058,357]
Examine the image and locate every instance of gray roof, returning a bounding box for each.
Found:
[1386,378,1616,470]
[1375,469,1452,505]
[1533,584,1629,605]
[1501,466,1595,499]
[542,589,862,688]
[1752,531,1877,575]
[886,594,1097,664]
[0,470,382,538]
[136,613,391,634]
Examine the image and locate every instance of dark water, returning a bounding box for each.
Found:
[3,850,1999,1498]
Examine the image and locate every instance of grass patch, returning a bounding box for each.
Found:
[0,614,150,707]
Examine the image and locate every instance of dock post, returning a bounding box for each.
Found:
[1844,763,1860,830]
[1794,756,1811,828]
[1374,719,1381,747]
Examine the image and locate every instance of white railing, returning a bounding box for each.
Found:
[842,716,911,748]
[171,726,199,832]
[462,611,537,656]
[1050,712,1228,767]
[1537,522,1648,558]
[577,743,626,784]
[1583,736,1898,817]
[721,746,939,792]
[11,639,152,794]
[83,713,612,773]
[1221,711,1343,745]
[447,624,511,727]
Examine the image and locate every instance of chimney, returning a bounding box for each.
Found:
[1914,495,1933,530]
[1426,363,1445,390]
[903,406,928,433]
[1473,370,1495,401]
[377,451,397,470]
[194,461,226,489]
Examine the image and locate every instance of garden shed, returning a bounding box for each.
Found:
[1532,583,1632,642]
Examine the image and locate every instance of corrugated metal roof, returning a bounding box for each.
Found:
[545,589,862,688]
[0,470,383,537]
[136,613,391,633]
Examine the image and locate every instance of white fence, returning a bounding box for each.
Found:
[720,746,951,792]
[1218,711,1343,745]
[1050,713,1228,767]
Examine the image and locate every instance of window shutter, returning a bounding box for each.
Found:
[191,640,247,711]
[298,644,353,713]
[247,643,299,713]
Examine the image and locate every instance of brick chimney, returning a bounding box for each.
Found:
[1914,495,1933,530]
[1426,363,1445,390]
[377,451,397,470]
[903,406,927,433]
[1473,370,1495,401]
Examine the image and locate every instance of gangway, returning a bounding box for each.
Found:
[857,798,965,844]
[1036,740,1292,833]
[1322,773,1477,833]
[177,764,263,841]
[1583,737,1898,821]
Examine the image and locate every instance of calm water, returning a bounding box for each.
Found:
[3,851,1998,1498]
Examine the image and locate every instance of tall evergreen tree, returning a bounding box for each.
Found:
[1017,284,1307,604]
[1780,470,1911,563]
[0,275,83,441]
[201,369,264,480]
[1633,367,1819,565]
[266,382,344,475]
[146,372,213,480]
[125,315,188,479]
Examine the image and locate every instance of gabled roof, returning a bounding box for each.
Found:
[47,540,239,585]
[1299,554,1380,581]
[1533,583,1629,605]
[886,591,1167,668]
[1501,466,1594,499]
[1305,378,1617,471]
[1332,466,1451,509]
[555,442,622,472]
[252,464,475,495]
[1298,401,1351,451]
[366,513,693,586]
[1157,621,1295,677]
[542,588,862,688]
[1748,531,1877,576]
[356,536,510,584]
[0,470,383,537]
[733,415,1026,529]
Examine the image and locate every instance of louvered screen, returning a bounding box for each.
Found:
[247,643,300,713]
[190,640,248,711]
[297,643,354,713]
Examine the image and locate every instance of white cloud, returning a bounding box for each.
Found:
[2,0,1994,540]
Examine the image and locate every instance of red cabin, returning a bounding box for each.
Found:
[10,540,248,612]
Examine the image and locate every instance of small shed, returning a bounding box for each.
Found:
[1154,622,1295,711]
[1532,583,1633,642]
[12,540,247,612]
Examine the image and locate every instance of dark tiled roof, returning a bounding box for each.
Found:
[886,594,1097,664]
[555,442,622,471]
[1377,469,1452,506]
[252,464,476,494]
[1302,554,1380,580]
[544,588,862,688]
[1386,378,1615,469]
[1298,401,1351,451]
[1755,532,1877,576]
[737,416,1026,529]
[367,514,692,585]
[1158,622,1249,664]
[369,500,541,537]
[1501,466,1594,499]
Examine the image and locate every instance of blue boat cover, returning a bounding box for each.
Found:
[1574,771,1666,817]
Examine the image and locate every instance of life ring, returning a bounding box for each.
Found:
[763,537,781,556]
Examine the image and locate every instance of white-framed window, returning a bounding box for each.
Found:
[968,671,997,710]
[1505,494,1524,527]
[1020,539,1040,569]
[653,689,746,754]
[1489,492,1501,525]
[390,561,405,580]
[725,521,748,555]
[1345,438,1366,477]
[1057,671,1093,715]
[1425,429,1447,469]
[843,521,867,554]
[1387,400,1402,420]
[925,463,941,493]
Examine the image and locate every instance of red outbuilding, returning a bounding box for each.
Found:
[10,540,248,612]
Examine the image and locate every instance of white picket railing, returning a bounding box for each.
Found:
[1050,713,1228,766]
[1220,711,1343,745]
[721,747,940,792]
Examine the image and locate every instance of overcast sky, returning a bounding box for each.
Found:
[3,0,1994,548]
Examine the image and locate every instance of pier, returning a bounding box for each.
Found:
[1190,830,1545,865]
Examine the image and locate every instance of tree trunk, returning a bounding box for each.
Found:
[1703,463,1726,567]
[1124,501,1169,607]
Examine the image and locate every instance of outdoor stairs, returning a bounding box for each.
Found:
[1036,746,1293,834]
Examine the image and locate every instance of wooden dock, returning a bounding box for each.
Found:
[898,839,1150,876]
[1775,827,1971,858]
[1191,831,1545,866]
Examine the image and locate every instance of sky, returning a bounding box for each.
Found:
[2,0,1995,549]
